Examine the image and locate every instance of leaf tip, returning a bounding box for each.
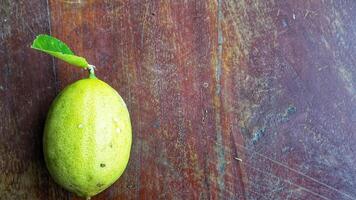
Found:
[30,34,90,68]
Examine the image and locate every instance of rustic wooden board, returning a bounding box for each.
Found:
[1,0,356,199]
[0,0,70,199]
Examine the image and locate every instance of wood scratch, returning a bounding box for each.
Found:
[304,10,310,18]
[244,162,332,200]
[235,143,356,200]
[234,157,242,162]
[248,188,271,200]
[63,0,82,4]
[23,21,35,36]
[304,9,319,19]
[208,141,356,200]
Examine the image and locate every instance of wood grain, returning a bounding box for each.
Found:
[0,0,69,199]
[1,0,356,199]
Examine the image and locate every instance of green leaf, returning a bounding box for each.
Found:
[31,34,89,68]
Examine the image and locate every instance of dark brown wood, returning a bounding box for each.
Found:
[0,0,69,199]
[2,0,356,199]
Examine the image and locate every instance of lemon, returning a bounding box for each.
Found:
[43,77,132,199]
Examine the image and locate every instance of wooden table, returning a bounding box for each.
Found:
[1,1,356,199]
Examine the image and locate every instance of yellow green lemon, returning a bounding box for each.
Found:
[43,77,132,199]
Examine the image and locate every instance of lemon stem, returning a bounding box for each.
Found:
[88,65,96,79]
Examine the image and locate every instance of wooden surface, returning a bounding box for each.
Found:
[1,0,356,199]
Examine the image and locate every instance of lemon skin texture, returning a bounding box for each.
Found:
[43,78,132,198]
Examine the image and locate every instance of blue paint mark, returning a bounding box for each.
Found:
[279,105,297,123]
[286,105,297,115]
[282,18,289,28]
[252,127,266,144]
